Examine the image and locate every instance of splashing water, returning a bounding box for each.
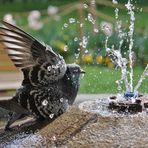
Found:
[69,18,76,24]
[105,0,147,96]
[79,36,89,49]
[125,0,135,92]
[87,13,95,25]
[83,4,88,9]
[134,64,148,93]
[64,45,68,52]
[112,0,118,4]
[106,47,130,92]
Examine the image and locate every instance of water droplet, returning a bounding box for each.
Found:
[64,23,68,28]
[77,48,80,51]
[91,0,95,5]
[64,45,68,52]
[52,136,56,141]
[74,37,78,42]
[47,66,51,71]
[106,48,111,52]
[83,4,88,8]
[49,113,54,119]
[81,73,85,79]
[75,53,80,59]
[112,0,118,4]
[115,80,119,84]
[140,8,143,12]
[115,8,119,19]
[80,23,83,28]
[52,65,58,69]
[60,98,64,102]
[94,28,99,33]
[88,13,95,24]
[79,36,88,48]
[100,21,113,36]
[84,50,88,54]
[42,99,48,106]
[69,18,76,24]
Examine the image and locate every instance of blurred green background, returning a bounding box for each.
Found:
[0,0,147,94]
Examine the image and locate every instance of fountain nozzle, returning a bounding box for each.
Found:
[124,91,139,100]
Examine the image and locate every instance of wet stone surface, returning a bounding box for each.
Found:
[0,96,148,147]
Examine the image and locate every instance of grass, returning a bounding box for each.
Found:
[79,66,148,94]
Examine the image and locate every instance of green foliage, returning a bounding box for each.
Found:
[0,0,78,12]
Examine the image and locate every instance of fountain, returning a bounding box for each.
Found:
[106,0,148,114]
[80,0,148,115]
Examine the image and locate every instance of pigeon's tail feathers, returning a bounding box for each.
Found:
[0,99,29,114]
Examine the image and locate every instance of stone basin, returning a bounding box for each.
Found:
[0,96,148,147]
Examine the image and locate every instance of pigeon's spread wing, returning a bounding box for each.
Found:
[0,21,67,81]
[0,21,64,68]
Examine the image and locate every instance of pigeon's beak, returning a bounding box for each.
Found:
[80,69,85,74]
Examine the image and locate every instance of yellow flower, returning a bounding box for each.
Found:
[107,62,114,69]
[82,54,93,64]
[105,56,111,64]
[96,55,104,64]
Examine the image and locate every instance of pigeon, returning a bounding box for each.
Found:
[0,21,85,130]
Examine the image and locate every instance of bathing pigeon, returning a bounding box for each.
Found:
[0,21,85,130]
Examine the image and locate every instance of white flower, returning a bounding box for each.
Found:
[100,21,113,37]
[28,10,43,30]
[28,20,43,30]
[47,6,58,15]
[3,14,15,25]
[28,10,41,21]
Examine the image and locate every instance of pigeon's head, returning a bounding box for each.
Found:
[65,64,85,86]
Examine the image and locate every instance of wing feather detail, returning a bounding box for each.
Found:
[0,21,67,83]
[0,21,50,69]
